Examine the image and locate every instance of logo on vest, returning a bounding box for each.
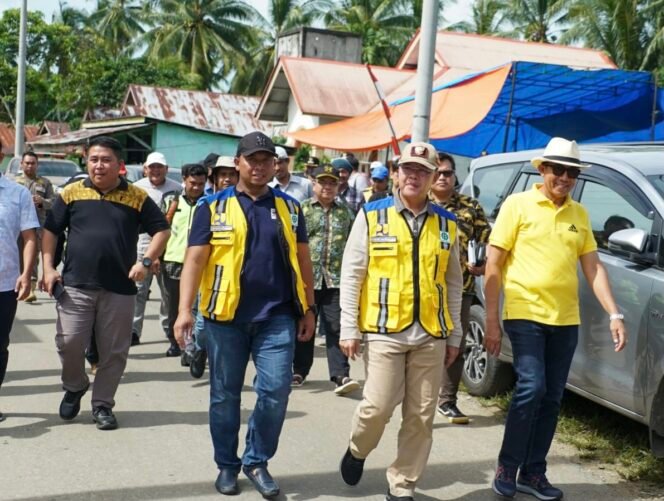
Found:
[568,224,578,233]
[376,223,388,236]
[440,231,451,243]
[291,213,298,227]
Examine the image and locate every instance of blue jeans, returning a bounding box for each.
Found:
[192,294,206,352]
[498,320,578,474]
[206,314,296,471]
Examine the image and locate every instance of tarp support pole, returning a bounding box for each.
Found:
[651,73,658,141]
[502,65,517,152]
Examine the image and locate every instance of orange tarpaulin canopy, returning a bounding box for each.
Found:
[287,64,512,152]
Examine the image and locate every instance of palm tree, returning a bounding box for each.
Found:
[324,0,416,66]
[89,0,145,55]
[506,0,567,42]
[144,0,255,90]
[52,1,90,30]
[229,0,327,95]
[448,0,511,35]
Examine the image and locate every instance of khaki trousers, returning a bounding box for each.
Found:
[55,286,134,409]
[349,337,445,497]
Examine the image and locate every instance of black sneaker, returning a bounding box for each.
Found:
[130,332,141,346]
[517,472,563,500]
[386,491,414,501]
[92,406,118,430]
[166,342,182,357]
[334,376,360,396]
[180,351,192,367]
[190,349,207,379]
[59,383,90,420]
[0,411,5,422]
[437,402,469,424]
[340,447,365,486]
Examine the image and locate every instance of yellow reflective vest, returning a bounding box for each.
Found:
[359,197,457,337]
[199,188,308,321]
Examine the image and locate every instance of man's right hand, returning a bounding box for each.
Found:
[174,311,194,349]
[483,318,502,357]
[41,268,62,296]
[340,339,361,360]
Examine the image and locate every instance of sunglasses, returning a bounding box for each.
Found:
[435,170,455,178]
[543,163,581,179]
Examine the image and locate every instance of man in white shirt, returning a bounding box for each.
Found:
[269,146,312,203]
[132,152,182,353]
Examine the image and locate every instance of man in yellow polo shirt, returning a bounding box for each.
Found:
[484,137,627,501]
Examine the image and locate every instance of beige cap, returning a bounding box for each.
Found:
[214,156,235,169]
[398,142,438,171]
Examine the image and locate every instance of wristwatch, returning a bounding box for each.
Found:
[609,313,624,321]
[307,305,318,316]
[141,257,153,268]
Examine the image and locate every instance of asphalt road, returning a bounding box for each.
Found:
[0,289,653,500]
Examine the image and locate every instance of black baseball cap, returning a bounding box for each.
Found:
[313,164,340,181]
[236,131,277,157]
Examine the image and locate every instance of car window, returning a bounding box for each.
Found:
[471,162,523,217]
[512,172,540,194]
[37,161,79,178]
[578,180,653,251]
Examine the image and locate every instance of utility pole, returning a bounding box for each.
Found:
[14,0,28,158]
[411,0,439,143]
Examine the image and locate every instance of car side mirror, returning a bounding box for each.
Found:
[608,228,648,253]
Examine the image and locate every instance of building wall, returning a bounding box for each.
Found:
[153,122,240,167]
[276,28,362,64]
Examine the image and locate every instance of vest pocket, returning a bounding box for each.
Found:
[205,274,230,319]
[433,284,448,336]
[369,279,400,332]
[211,231,235,245]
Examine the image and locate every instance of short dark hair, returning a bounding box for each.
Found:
[88,136,123,160]
[346,153,359,171]
[22,151,38,162]
[203,153,220,168]
[436,151,455,170]
[182,163,207,178]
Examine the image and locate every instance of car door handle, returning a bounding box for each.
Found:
[651,309,664,320]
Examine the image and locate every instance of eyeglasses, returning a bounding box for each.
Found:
[543,162,581,179]
[400,165,432,177]
[435,170,455,178]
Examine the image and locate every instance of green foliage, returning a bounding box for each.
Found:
[293,144,311,171]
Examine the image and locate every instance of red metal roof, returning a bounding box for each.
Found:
[39,121,71,136]
[0,123,40,155]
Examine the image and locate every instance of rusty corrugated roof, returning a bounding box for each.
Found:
[39,121,71,136]
[123,85,273,137]
[0,123,40,155]
[27,123,152,147]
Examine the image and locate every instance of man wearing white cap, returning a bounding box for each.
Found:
[339,142,463,501]
[132,152,182,353]
[269,146,312,202]
[485,137,627,500]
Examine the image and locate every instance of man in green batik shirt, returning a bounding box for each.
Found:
[292,164,360,395]
[430,152,491,424]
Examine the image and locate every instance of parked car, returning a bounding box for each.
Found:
[4,156,81,188]
[459,142,664,457]
[123,164,184,184]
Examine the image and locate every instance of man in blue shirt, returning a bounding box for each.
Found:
[0,146,40,421]
[175,132,316,498]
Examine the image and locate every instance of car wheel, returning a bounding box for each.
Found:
[462,304,515,397]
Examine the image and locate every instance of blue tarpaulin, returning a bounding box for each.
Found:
[394,61,663,157]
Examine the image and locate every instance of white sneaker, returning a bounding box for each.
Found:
[334,377,360,395]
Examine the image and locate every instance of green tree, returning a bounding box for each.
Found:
[506,0,567,42]
[144,0,255,90]
[89,0,145,55]
[324,0,416,66]
[228,0,326,95]
[448,0,511,36]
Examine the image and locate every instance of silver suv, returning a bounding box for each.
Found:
[459,143,664,457]
[4,156,81,188]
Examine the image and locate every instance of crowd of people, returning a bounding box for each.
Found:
[0,133,627,501]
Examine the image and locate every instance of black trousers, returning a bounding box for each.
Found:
[293,285,349,381]
[0,291,18,388]
[161,268,180,343]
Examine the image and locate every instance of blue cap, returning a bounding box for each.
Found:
[331,157,353,172]
[371,165,389,180]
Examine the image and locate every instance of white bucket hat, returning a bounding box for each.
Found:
[531,137,589,169]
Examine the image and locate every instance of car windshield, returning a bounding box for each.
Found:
[648,175,664,198]
[36,161,80,178]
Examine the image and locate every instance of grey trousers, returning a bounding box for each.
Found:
[55,286,134,409]
[438,293,474,405]
[131,268,168,338]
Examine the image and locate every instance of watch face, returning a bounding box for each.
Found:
[142,258,152,267]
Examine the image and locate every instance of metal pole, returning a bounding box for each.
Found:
[502,64,518,152]
[411,0,439,143]
[650,73,658,141]
[14,0,28,158]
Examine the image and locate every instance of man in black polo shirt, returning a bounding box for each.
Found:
[41,136,170,430]
[174,131,316,498]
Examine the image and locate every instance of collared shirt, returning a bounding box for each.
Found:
[188,187,308,323]
[134,177,182,258]
[433,191,491,293]
[44,177,169,295]
[340,172,370,211]
[0,175,40,292]
[15,174,55,225]
[301,197,355,289]
[340,191,464,347]
[269,174,313,203]
[490,183,597,325]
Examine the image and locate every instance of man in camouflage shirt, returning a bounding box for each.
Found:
[16,152,54,302]
[431,152,490,423]
[292,164,360,395]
